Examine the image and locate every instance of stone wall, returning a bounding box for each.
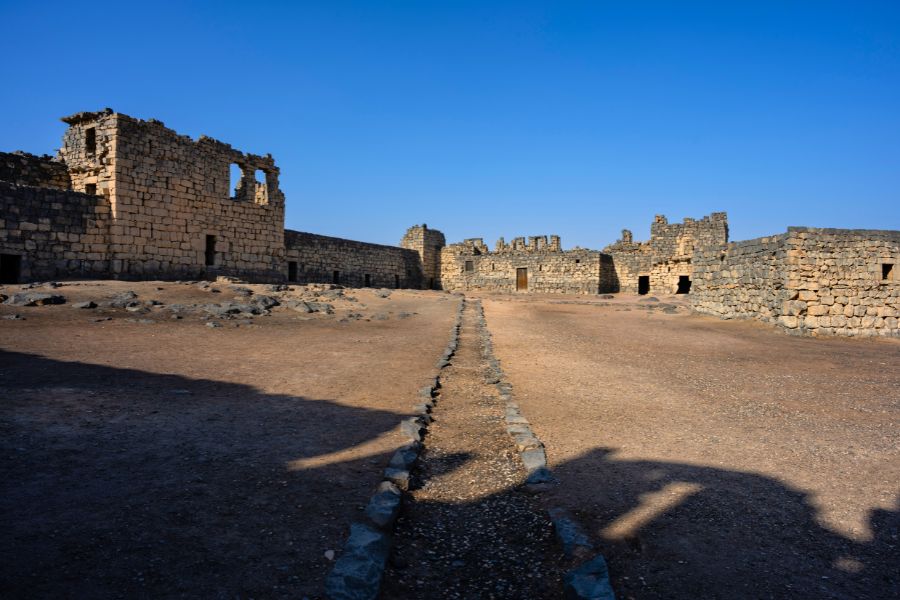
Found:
[0,152,71,191]
[57,109,285,281]
[400,225,446,289]
[692,227,900,337]
[285,230,423,288]
[691,233,790,324]
[0,181,110,281]
[604,212,728,294]
[440,235,613,294]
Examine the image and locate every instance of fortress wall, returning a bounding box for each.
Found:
[0,152,71,191]
[400,225,445,289]
[691,228,900,337]
[691,233,790,325]
[0,181,110,281]
[58,110,285,282]
[285,230,423,289]
[440,243,609,294]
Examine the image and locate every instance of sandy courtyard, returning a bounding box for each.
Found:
[1,283,897,599]
[0,280,456,598]
[483,293,899,599]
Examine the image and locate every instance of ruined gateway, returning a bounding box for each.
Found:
[1,109,898,337]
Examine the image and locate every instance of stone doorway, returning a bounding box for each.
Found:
[638,275,650,295]
[516,268,528,291]
[0,254,21,284]
[677,275,691,294]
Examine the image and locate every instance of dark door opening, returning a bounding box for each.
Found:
[288,261,298,282]
[428,277,434,289]
[638,275,650,295]
[395,274,400,288]
[364,274,371,287]
[333,270,340,284]
[204,235,217,267]
[516,267,528,291]
[0,254,22,284]
[676,275,691,294]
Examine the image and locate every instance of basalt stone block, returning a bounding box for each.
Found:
[520,447,547,473]
[324,523,392,600]
[388,444,420,470]
[514,434,542,451]
[4,292,66,306]
[506,414,529,425]
[383,467,410,491]
[399,418,424,442]
[548,507,594,560]
[563,554,615,600]
[507,424,532,436]
[364,482,402,530]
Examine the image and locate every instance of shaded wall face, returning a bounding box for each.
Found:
[93,116,285,281]
[0,152,71,191]
[400,226,445,289]
[440,248,607,294]
[0,182,110,281]
[691,234,789,324]
[285,231,422,288]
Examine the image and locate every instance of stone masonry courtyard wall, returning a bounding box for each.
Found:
[604,212,728,295]
[692,227,900,337]
[0,181,110,281]
[284,230,423,288]
[440,235,614,294]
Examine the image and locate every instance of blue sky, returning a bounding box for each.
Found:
[1,1,898,248]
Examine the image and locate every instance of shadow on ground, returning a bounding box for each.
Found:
[0,350,403,599]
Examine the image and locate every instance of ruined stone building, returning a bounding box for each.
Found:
[0,109,436,288]
[1,109,897,337]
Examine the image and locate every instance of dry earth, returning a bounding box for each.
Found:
[0,279,457,599]
[2,283,898,599]
[482,293,900,600]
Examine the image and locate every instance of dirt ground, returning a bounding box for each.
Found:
[482,293,900,600]
[0,279,457,599]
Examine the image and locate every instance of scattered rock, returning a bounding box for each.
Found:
[4,292,66,306]
[2,314,24,320]
[206,322,222,328]
[375,289,391,298]
[72,301,98,309]
[107,291,139,308]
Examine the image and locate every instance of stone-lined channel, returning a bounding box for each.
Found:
[380,299,565,599]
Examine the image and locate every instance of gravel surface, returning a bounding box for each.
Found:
[483,292,900,600]
[382,300,565,599]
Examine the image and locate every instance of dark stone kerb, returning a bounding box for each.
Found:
[324,296,465,600]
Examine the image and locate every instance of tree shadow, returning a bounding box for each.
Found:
[547,447,899,599]
[0,350,405,599]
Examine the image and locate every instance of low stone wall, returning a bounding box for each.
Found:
[284,230,423,288]
[692,227,900,337]
[440,246,612,294]
[0,181,110,281]
[0,152,71,191]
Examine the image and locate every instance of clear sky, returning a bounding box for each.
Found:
[1,1,898,248]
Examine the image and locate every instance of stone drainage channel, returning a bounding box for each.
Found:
[325,298,614,600]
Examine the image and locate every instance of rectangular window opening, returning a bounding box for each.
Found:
[465,260,474,272]
[84,183,97,196]
[0,254,22,284]
[883,263,895,282]
[205,235,217,267]
[288,261,298,282]
[85,127,96,154]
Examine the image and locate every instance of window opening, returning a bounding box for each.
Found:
[883,263,895,282]
[85,127,96,154]
[205,235,217,266]
[84,183,97,196]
